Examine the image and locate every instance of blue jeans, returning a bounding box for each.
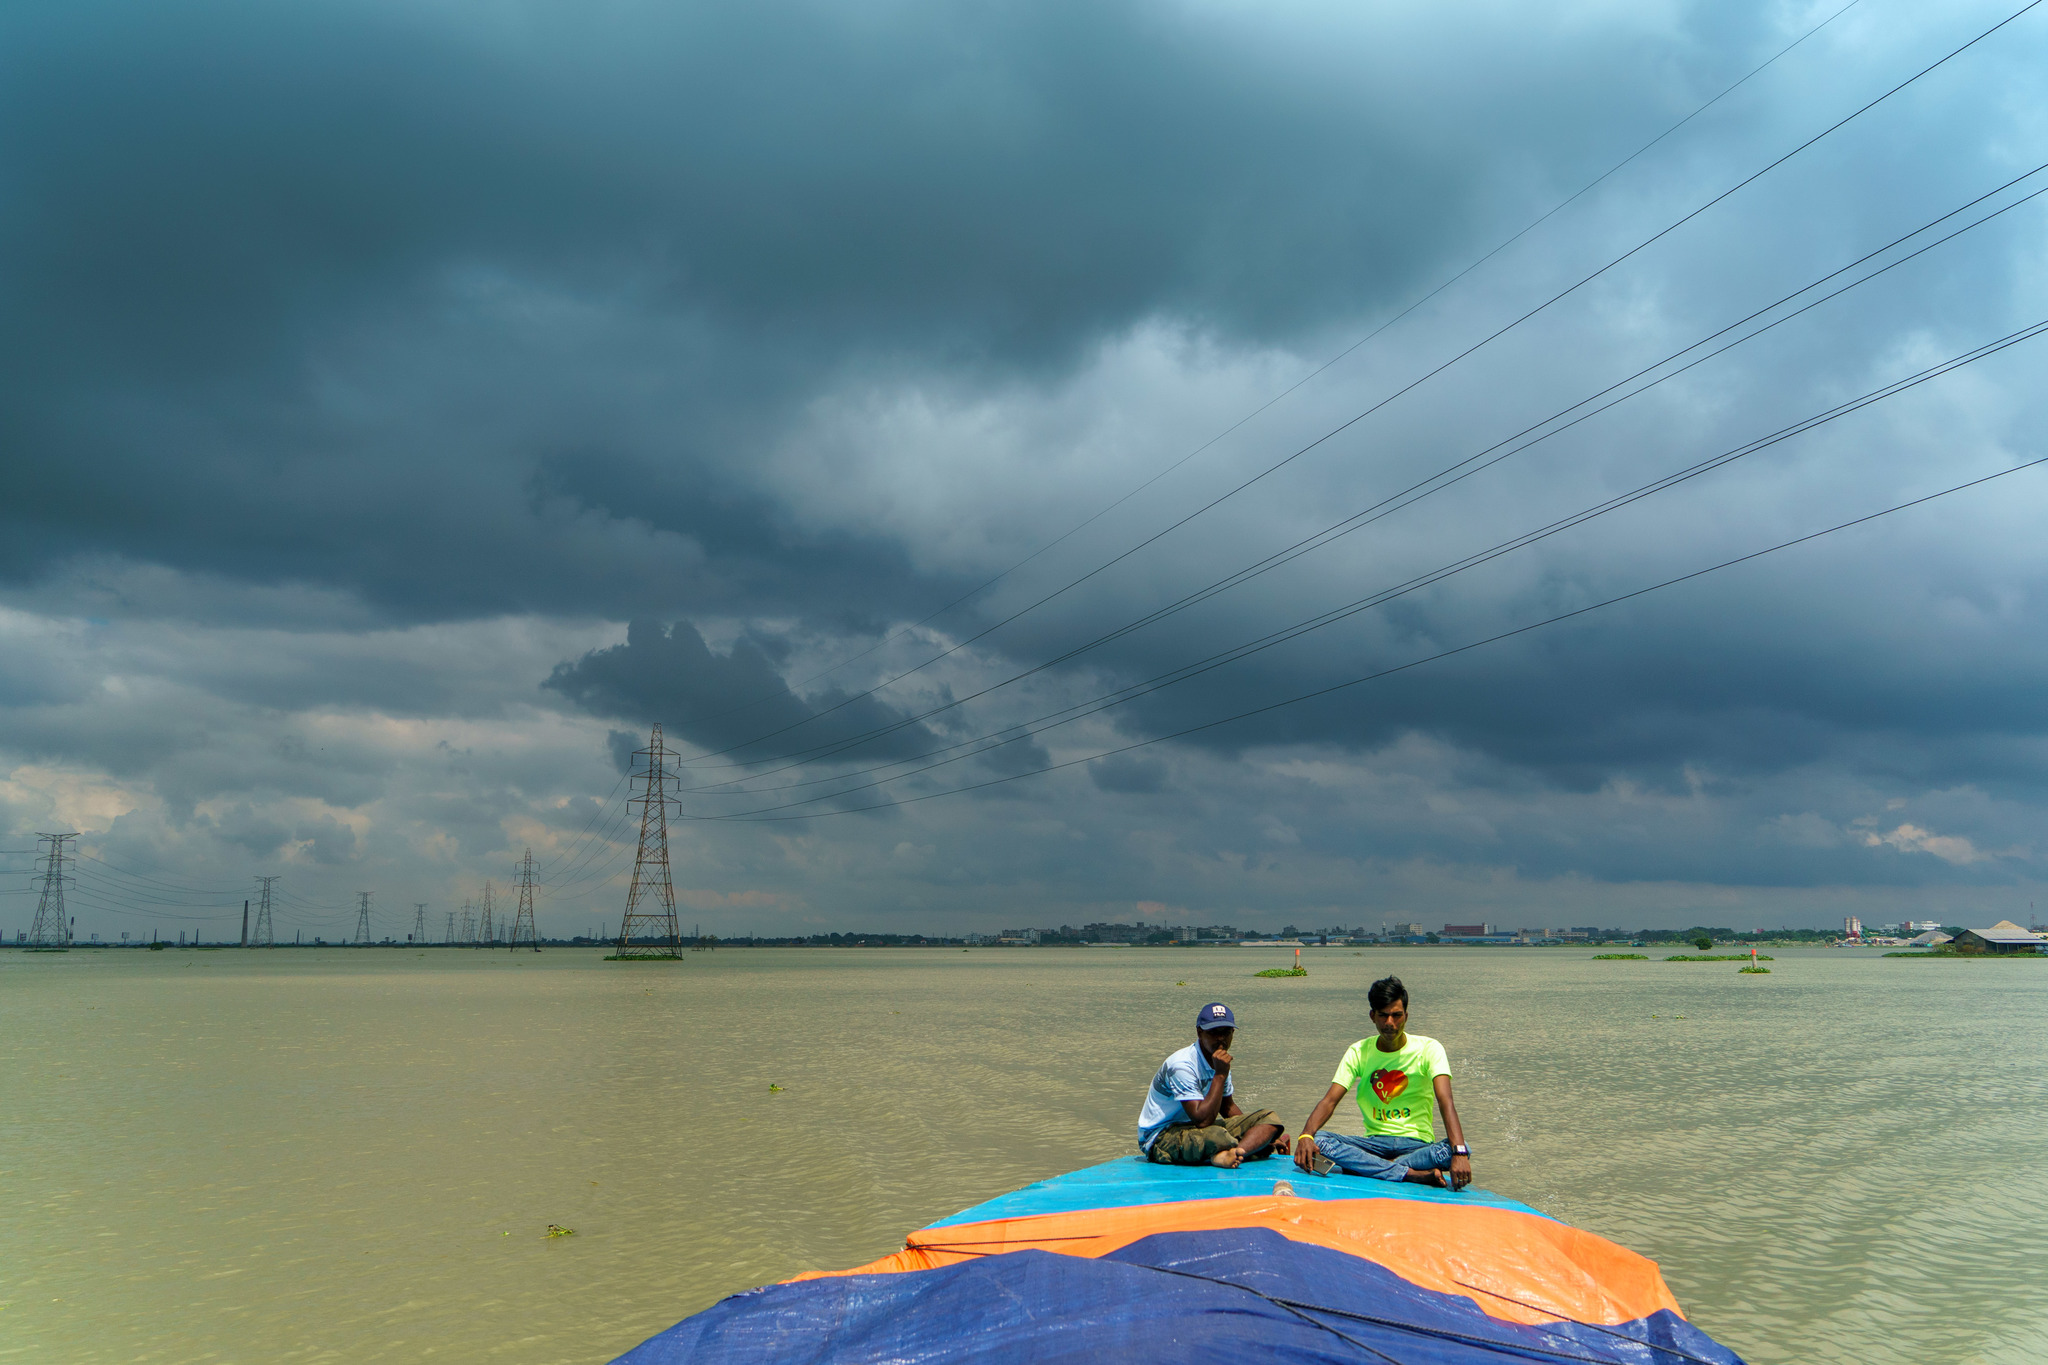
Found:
[1311,1133,1450,1182]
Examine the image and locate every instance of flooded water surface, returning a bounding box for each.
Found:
[6,946,2044,1363]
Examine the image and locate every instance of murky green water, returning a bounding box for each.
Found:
[5,946,2044,1363]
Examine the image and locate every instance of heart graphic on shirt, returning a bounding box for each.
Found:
[1369,1069,1408,1102]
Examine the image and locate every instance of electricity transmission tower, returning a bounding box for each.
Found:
[459,902,476,945]
[251,876,278,947]
[509,849,540,952]
[412,903,427,945]
[614,723,682,959]
[28,832,79,949]
[444,910,455,945]
[476,882,494,947]
[354,892,373,945]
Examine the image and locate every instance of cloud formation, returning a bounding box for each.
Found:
[2,0,2046,939]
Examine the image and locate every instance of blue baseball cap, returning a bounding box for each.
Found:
[1197,1001,1236,1030]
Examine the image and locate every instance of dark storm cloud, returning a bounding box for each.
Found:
[0,0,1513,619]
[2,0,2045,930]
[546,618,945,761]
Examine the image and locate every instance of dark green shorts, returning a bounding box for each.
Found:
[1146,1108,1279,1165]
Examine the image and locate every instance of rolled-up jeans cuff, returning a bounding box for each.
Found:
[1404,1139,1452,1170]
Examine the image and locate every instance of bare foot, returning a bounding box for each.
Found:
[1209,1146,1245,1168]
[1403,1169,1448,1188]
[1274,1135,1291,1156]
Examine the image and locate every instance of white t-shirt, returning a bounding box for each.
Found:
[1137,1041,1231,1151]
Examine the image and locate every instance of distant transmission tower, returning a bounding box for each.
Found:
[444,910,455,945]
[476,882,495,947]
[412,903,427,945]
[354,891,373,945]
[615,723,682,959]
[459,901,477,945]
[509,849,540,952]
[28,832,79,949]
[251,876,278,947]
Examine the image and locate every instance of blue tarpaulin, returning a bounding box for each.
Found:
[614,1226,1746,1365]
[927,1155,1545,1227]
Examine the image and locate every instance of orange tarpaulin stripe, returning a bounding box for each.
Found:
[794,1194,1683,1329]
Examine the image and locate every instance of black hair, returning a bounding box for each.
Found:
[1367,975,1408,1012]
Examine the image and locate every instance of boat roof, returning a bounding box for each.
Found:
[926,1154,1547,1228]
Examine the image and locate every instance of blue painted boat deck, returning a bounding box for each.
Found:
[925,1154,1547,1228]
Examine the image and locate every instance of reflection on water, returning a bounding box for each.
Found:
[5,946,2044,1363]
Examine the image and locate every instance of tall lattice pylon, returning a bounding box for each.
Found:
[459,901,476,945]
[614,723,682,959]
[28,832,79,949]
[509,849,540,952]
[412,903,428,945]
[444,910,455,945]
[476,882,495,947]
[251,876,278,947]
[354,891,373,945]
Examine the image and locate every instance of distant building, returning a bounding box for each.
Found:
[1388,923,1425,936]
[1906,920,1941,933]
[1844,916,1863,939]
[1949,922,2043,955]
[1443,923,1494,937]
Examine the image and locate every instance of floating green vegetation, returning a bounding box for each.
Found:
[768,1083,785,1093]
[1255,966,1308,978]
[546,1224,575,1238]
[1738,966,1771,974]
[1593,953,1649,960]
[1665,954,1773,962]
[601,955,685,962]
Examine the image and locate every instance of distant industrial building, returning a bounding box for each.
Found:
[1948,921,2044,955]
[1443,923,1494,937]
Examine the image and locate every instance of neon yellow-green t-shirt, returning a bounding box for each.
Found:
[1333,1033,1451,1142]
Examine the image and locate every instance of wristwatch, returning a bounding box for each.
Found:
[1451,1144,1471,1158]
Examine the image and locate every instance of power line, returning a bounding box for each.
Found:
[613,725,683,959]
[509,854,539,953]
[75,850,243,896]
[28,833,78,948]
[667,0,2044,773]
[531,768,634,877]
[646,0,1872,740]
[691,320,2048,820]
[677,168,2048,789]
[715,451,2048,822]
[252,877,278,947]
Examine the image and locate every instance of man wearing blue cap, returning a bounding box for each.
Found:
[1137,1002,1288,1167]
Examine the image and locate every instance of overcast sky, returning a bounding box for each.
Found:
[4,0,2046,942]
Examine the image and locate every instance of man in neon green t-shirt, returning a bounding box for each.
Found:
[1291,975,1472,1191]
